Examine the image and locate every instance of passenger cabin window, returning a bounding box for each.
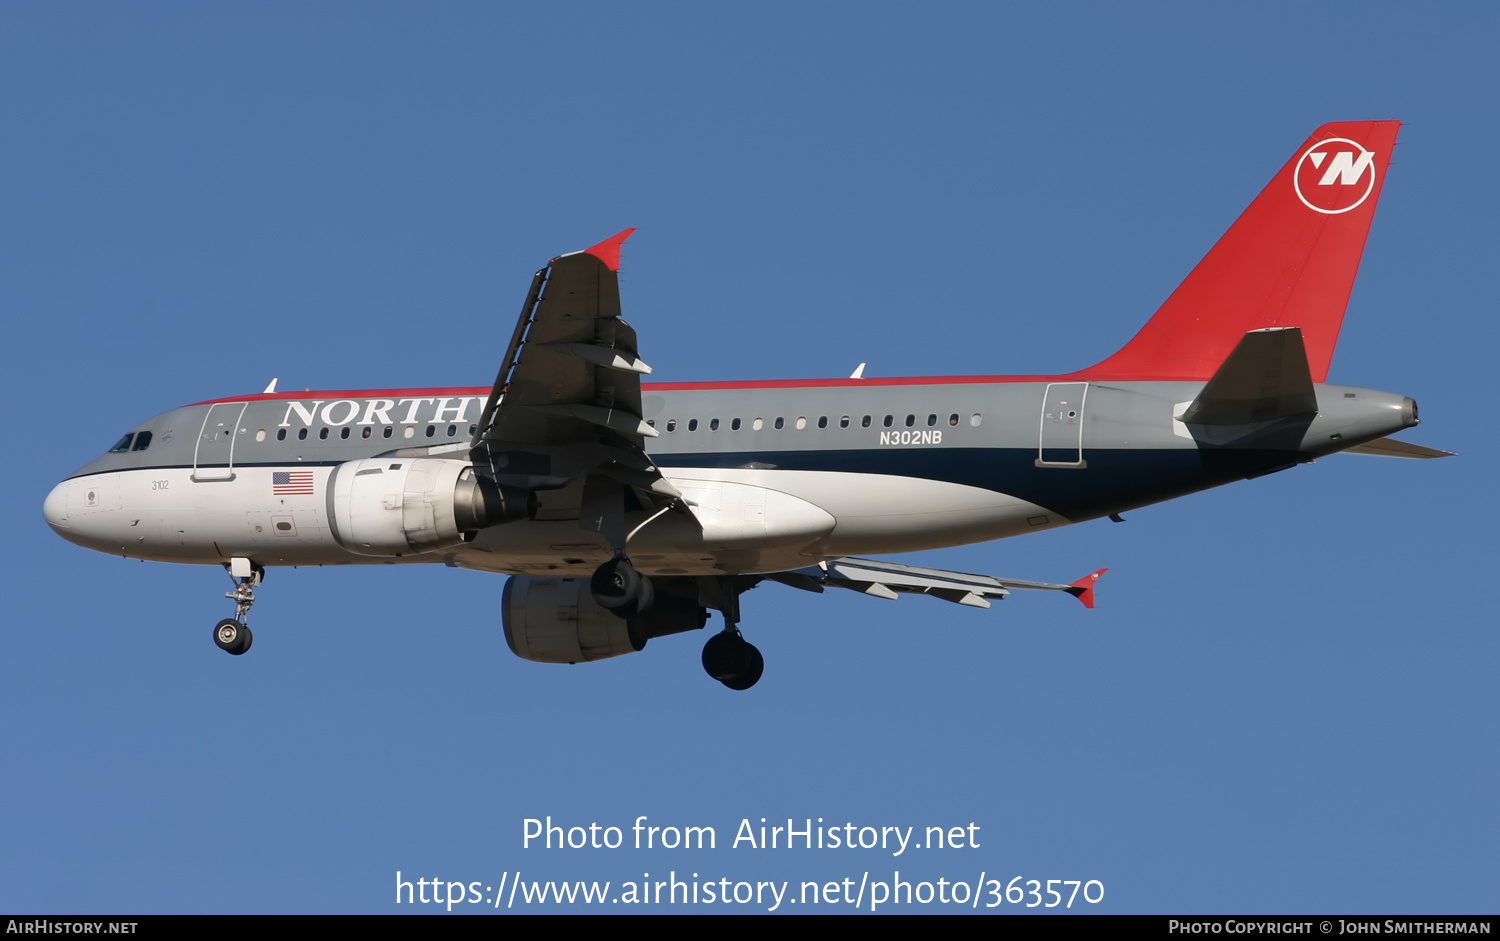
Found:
[905,414,915,427]
[426,425,436,438]
[753,418,763,430]
[970,413,983,427]
[447,424,457,437]
[927,414,937,426]
[132,432,152,451]
[277,429,287,441]
[840,416,850,428]
[298,428,309,440]
[862,416,871,428]
[732,418,742,430]
[795,417,807,430]
[883,415,893,427]
[817,416,827,429]
[362,427,372,438]
[340,427,351,439]
[774,417,784,430]
[688,419,698,431]
[710,418,720,431]
[110,433,134,453]
[319,428,330,440]
[949,413,959,426]
[383,427,393,438]
[667,419,677,432]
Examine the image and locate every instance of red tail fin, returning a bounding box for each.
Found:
[1072,121,1400,383]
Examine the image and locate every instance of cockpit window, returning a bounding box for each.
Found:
[131,431,153,451]
[110,433,134,453]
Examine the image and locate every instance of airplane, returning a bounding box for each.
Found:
[43,120,1450,691]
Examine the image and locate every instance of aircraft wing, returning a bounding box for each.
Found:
[768,557,1107,609]
[469,230,681,505]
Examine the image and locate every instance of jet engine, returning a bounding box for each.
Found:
[328,458,534,557]
[502,576,707,664]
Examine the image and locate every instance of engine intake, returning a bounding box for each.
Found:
[503,576,707,664]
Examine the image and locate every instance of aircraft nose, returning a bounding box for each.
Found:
[43,480,71,533]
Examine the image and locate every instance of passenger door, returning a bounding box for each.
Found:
[1036,382,1088,468]
[193,403,246,481]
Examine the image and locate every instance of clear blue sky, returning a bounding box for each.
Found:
[2,2,1494,914]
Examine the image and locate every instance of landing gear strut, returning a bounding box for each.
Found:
[215,557,262,656]
[698,577,763,690]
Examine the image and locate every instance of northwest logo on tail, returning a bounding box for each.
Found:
[1294,137,1378,214]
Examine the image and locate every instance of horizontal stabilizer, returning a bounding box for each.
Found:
[1180,327,1317,425]
[1066,569,1106,609]
[775,558,1104,610]
[1342,437,1455,459]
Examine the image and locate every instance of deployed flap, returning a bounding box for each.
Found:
[779,558,1105,609]
[1180,327,1317,425]
[1342,437,1455,459]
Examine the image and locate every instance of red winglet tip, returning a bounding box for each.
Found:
[582,228,636,271]
[1067,568,1107,609]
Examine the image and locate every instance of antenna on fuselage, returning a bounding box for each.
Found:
[849,363,866,380]
[262,378,278,394]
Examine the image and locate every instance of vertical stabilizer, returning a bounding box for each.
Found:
[1073,121,1400,383]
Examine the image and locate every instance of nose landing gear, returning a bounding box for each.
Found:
[214,557,262,656]
[213,618,253,655]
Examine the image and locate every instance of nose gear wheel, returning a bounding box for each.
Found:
[214,561,264,656]
[213,618,253,655]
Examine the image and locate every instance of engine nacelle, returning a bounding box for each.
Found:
[502,576,708,664]
[328,458,533,557]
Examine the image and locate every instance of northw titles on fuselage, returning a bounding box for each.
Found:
[268,394,950,448]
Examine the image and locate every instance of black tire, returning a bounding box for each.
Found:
[702,631,751,681]
[722,643,764,691]
[213,618,244,654]
[590,558,654,618]
[591,558,639,608]
[235,626,253,656]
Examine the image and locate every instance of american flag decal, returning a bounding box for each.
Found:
[272,470,315,495]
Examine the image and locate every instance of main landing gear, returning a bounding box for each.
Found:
[702,629,764,691]
[590,560,766,691]
[214,558,263,656]
[697,576,763,691]
[581,476,765,689]
[590,556,655,618]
